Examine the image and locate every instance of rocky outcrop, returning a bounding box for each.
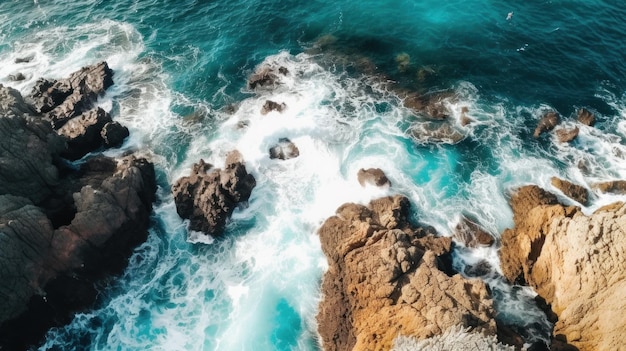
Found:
[172,151,256,236]
[357,168,391,187]
[101,121,130,148]
[551,177,588,205]
[577,108,595,127]
[260,100,286,115]
[533,111,560,138]
[269,138,299,160]
[499,185,626,350]
[555,126,579,143]
[0,63,156,350]
[592,180,626,194]
[248,65,289,90]
[317,196,496,351]
[452,214,495,248]
[57,107,113,160]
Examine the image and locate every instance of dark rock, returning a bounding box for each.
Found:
[452,215,495,248]
[555,127,579,143]
[463,260,493,277]
[8,73,25,81]
[57,107,113,160]
[577,108,595,127]
[14,54,34,64]
[533,111,560,138]
[269,138,299,160]
[357,168,391,187]
[260,100,286,115]
[248,67,279,90]
[460,106,474,126]
[278,66,289,75]
[101,121,129,148]
[172,151,256,236]
[29,78,73,114]
[551,177,588,205]
[592,180,626,194]
[0,84,36,118]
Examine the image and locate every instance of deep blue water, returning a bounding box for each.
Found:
[1,0,625,350]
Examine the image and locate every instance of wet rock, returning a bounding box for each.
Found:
[555,126,579,143]
[500,185,626,350]
[57,107,113,160]
[533,111,560,138]
[395,52,411,72]
[577,108,595,127]
[550,177,588,205]
[29,78,73,114]
[452,215,495,248]
[260,100,286,115]
[403,91,455,120]
[411,122,465,144]
[269,138,299,160]
[172,151,256,236]
[592,180,626,194]
[357,168,391,187]
[317,196,496,351]
[8,73,25,81]
[100,121,129,148]
[460,106,474,126]
[248,64,288,90]
[14,54,34,64]
[0,84,36,118]
[463,260,493,277]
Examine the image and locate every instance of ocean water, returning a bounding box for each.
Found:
[1,0,625,350]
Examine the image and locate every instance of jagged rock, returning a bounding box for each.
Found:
[533,111,560,138]
[550,177,588,205]
[592,180,626,194]
[172,151,256,236]
[577,108,595,127]
[317,196,496,351]
[100,121,129,148]
[452,215,495,248]
[57,107,113,160]
[269,138,299,160]
[357,168,391,187]
[8,73,25,81]
[555,127,579,143]
[0,155,156,349]
[403,91,455,120]
[0,84,35,118]
[499,185,626,350]
[248,65,288,90]
[29,78,73,114]
[260,100,286,115]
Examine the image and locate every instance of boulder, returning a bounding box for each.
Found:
[357,168,391,187]
[452,214,495,248]
[172,151,256,236]
[499,185,626,350]
[550,177,588,205]
[101,121,130,148]
[57,107,113,160]
[317,196,496,351]
[260,100,286,115]
[403,91,455,120]
[8,73,25,82]
[533,111,560,138]
[577,108,595,127]
[555,127,579,143]
[269,138,299,160]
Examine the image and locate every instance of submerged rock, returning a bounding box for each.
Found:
[500,185,626,350]
[357,168,391,187]
[411,122,465,144]
[533,111,560,138]
[172,151,256,236]
[269,138,299,160]
[317,196,496,351]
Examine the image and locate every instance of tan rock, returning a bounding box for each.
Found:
[499,185,626,350]
[555,126,579,143]
[577,108,595,127]
[533,111,560,138]
[317,196,496,351]
[452,215,495,248]
[550,177,588,205]
[357,168,391,187]
[592,180,626,194]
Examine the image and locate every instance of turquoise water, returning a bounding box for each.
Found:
[1,0,626,350]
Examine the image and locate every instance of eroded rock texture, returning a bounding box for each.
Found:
[172,151,256,236]
[317,195,496,351]
[500,185,626,350]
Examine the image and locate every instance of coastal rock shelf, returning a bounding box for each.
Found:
[0,63,156,350]
[316,195,497,351]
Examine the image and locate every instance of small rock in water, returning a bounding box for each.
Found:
[8,73,25,81]
[555,126,579,143]
[269,138,299,160]
[357,168,391,187]
[14,54,34,64]
[577,107,595,126]
[533,111,560,138]
[260,100,286,115]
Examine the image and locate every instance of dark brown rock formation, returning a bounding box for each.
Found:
[592,180,626,194]
[357,168,391,187]
[269,138,300,160]
[260,100,286,115]
[577,108,595,127]
[550,177,588,205]
[533,111,560,138]
[101,121,130,148]
[172,151,256,236]
[317,196,496,351]
[555,127,579,143]
[499,185,626,350]
[248,64,289,90]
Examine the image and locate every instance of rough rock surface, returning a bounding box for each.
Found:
[500,185,626,350]
[172,151,256,236]
[0,63,156,350]
[550,177,589,205]
[452,215,495,248]
[269,138,299,160]
[248,65,288,90]
[260,100,286,115]
[533,111,560,138]
[592,180,626,194]
[317,196,496,351]
[555,126,579,143]
[101,121,130,148]
[577,108,595,126]
[57,107,113,160]
[357,168,391,187]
